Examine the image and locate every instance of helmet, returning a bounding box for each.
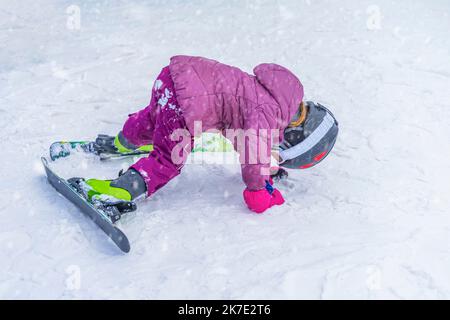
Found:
[279,101,338,169]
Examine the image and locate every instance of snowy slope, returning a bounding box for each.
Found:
[1,0,450,299]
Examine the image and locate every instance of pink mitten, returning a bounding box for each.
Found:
[270,189,285,206]
[243,181,285,214]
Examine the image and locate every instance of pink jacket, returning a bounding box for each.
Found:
[169,55,304,189]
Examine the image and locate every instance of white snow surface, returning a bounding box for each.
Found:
[1,0,450,299]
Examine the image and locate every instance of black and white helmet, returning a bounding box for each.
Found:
[279,101,338,169]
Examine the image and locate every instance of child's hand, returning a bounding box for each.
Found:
[270,168,289,182]
[243,181,285,214]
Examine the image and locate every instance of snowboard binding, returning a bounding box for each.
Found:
[67,177,137,223]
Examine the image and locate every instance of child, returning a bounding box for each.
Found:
[79,56,338,214]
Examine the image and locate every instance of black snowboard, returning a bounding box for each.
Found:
[41,157,130,253]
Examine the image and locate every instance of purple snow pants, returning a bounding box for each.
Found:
[122,66,191,197]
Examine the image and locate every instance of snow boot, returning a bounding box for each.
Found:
[95,132,153,155]
[83,169,147,202]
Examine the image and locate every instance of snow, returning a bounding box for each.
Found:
[1,0,450,299]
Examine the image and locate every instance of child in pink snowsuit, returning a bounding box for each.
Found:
[122,65,190,196]
[100,56,304,214]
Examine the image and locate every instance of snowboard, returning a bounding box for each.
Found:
[49,141,150,161]
[41,157,131,253]
[49,133,234,161]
